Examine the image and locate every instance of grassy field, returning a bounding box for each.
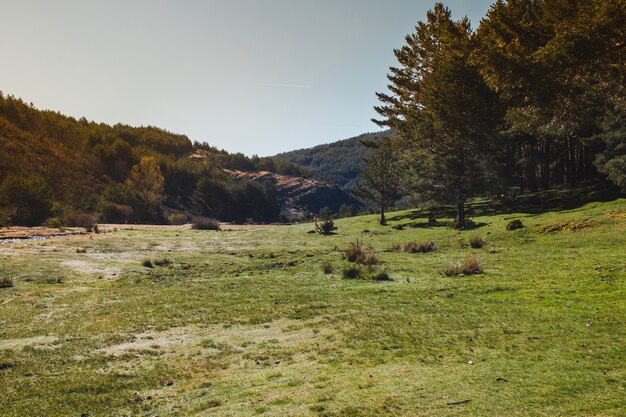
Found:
[1,188,625,416]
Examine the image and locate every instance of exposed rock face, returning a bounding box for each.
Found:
[223,169,360,215]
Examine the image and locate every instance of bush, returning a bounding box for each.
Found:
[342,264,361,279]
[141,259,154,268]
[315,218,337,235]
[469,236,486,249]
[45,217,62,228]
[441,255,483,276]
[403,239,437,253]
[369,266,391,281]
[63,212,98,230]
[321,262,334,274]
[0,276,14,288]
[342,264,391,281]
[506,219,524,231]
[101,203,134,224]
[168,212,188,225]
[342,240,379,265]
[191,216,220,230]
[391,242,403,252]
[0,175,52,226]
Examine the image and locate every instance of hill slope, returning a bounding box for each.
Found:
[274,130,393,190]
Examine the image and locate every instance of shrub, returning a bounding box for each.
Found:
[391,242,403,252]
[101,203,134,224]
[153,258,172,267]
[168,212,188,225]
[0,174,52,226]
[469,236,486,249]
[93,224,99,234]
[342,264,361,279]
[45,217,62,228]
[315,218,337,235]
[0,276,14,288]
[369,266,391,281]
[441,255,483,276]
[321,262,334,274]
[142,259,154,268]
[192,216,220,231]
[342,240,379,265]
[506,219,524,231]
[63,212,98,230]
[404,239,437,253]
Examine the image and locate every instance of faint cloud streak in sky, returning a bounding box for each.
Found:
[253,82,313,89]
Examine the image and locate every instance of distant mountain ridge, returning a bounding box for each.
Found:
[273,130,393,190]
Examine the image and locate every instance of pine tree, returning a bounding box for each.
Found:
[374,3,502,228]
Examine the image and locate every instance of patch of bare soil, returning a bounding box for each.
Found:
[0,226,85,239]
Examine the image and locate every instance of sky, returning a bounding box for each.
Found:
[0,0,493,156]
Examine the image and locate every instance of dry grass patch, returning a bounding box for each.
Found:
[441,255,483,276]
[536,218,597,233]
[342,240,379,265]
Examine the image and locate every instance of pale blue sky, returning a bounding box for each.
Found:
[1,0,493,156]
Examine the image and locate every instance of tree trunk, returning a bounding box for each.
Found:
[380,205,386,226]
[455,194,465,229]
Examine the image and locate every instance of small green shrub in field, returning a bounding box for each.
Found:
[506,219,524,230]
[368,265,391,281]
[441,255,483,276]
[142,259,154,268]
[321,262,334,274]
[315,218,337,235]
[469,236,486,249]
[342,264,361,279]
[0,276,14,288]
[168,212,188,225]
[342,264,390,281]
[192,216,220,231]
[403,239,437,253]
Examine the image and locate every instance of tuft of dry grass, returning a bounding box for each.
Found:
[342,240,379,265]
[536,219,596,233]
[403,239,438,253]
[441,255,483,276]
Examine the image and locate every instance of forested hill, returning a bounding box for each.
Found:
[0,92,349,226]
[274,130,393,190]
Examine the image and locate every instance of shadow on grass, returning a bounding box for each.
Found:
[388,181,624,223]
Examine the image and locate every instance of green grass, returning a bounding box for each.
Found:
[1,190,625,416]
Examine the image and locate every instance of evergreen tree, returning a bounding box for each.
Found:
[374,4,502,228]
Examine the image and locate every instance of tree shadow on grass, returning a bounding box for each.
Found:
[388,181,624,222]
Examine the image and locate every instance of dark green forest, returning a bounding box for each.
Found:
[363,0,625,227]
[274,130,392,190]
